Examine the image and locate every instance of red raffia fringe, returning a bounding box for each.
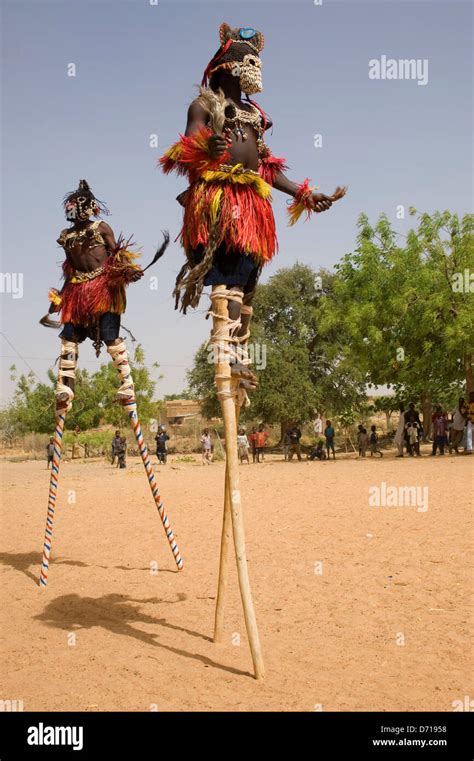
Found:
[56,240,140,325]
[287,178,315,226]
[258,153,288,185]
[159,126,231,182]
[181,178,277,263]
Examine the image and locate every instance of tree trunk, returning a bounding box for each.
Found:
[421,391,432,439]
[464,351,473,395]
[279,420,290,447]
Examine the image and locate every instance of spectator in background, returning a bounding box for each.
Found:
[46,436,54,469]
[200,428,213,465]
[111,430,121,465]
[282,428,290,461]
[313,415,323,436]
[117,436,127,469]
[248,426,258,463]
[287,424,303,461]
[405,402,422,426]
[155,425,170,465]
[324,420,336,460]
[449,397,467,454]
[358,426,369,458]
[466,391,474,453]
[369,425,383,457]
[308,440,326,461]
[254,424,269,463]
[431,407,448,456]
[406,421,421,457]
[237,428,250,464]
[404,402,422,452]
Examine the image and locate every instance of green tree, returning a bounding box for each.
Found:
[187,263,366,437]
[4,344,161,433]
[320,211,473,434]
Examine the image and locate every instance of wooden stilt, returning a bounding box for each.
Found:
[214,383,242,643]
[210,285,264,679]
[213,459,233,643]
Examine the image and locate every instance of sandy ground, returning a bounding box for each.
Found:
[0,450,472,712]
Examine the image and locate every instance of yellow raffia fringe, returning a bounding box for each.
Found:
[163,142,183,162]
[209,187,223,226]
[287,184,316,226]
[48,289,62,306]
[201,164,272,200]
[114,248,140,266]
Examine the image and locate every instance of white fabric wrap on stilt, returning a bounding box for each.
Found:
[55,339,78,413]
[107,340,136,410]
[208,288,243,400]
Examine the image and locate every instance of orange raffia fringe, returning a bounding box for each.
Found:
[159,126,231,181]
[287,178,316,226]
[56,240,141,326]
[181,165,277,264]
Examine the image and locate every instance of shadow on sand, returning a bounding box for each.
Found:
[34,592,251,678]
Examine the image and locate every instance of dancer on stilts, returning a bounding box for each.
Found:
[160,23,346,678]
[38,179,182,587]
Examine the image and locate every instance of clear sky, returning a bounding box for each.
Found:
[1,0,472,402]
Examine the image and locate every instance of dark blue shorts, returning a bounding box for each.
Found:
[192,245,261,291]
[59,312,121,344]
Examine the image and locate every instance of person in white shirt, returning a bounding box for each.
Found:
[450,398,467,453]
[237,428,250,464]
[200,429,213,464]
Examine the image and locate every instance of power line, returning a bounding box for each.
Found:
[0,332,50,383]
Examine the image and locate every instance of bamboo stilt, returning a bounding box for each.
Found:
[210,285,264,679]
[214,300,252,642]
[213,459,233,643]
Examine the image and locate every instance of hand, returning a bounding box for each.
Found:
[208,133,229,159]
[309,192,333,213]
[309,186,348,213]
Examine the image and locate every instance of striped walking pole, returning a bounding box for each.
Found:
[124,400,183,570]
[108,340,183,571]
[39,414,65,587]
[39,339,77,588]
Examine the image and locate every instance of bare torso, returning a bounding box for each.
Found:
[186,97,272,172]
[57,221,116,273]
[222,102,261,171]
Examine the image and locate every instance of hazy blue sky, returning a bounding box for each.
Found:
[1,0,472,401]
